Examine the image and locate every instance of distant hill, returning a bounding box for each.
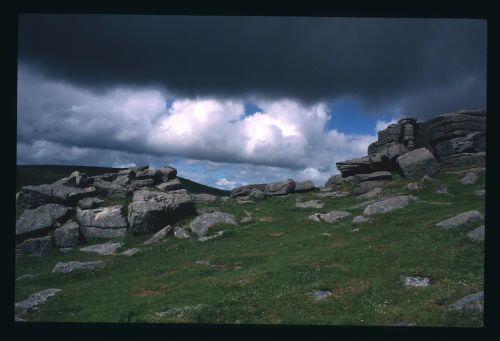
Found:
[16,165,230,196]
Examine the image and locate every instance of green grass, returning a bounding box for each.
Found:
[15,166,485,326]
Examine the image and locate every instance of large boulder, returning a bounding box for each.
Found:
[249,188,266,200]
[230,184,266,198]
[16,204,73,240]
[265,179,295,196]
[20,236,53,256]
[189,212,237,237]
[77,197,104,209]
[396,148,439,179]
[52,171,88,188]
[54,221,80,248]
[351,171,393,184]
[294,180,316,193]
[324,174,343,190]
[336,156,373,177]
[135,169,163,184]
[128,190,196,234]
[363,194,417,216]
[17,183,97,209]
[158,166,177,181]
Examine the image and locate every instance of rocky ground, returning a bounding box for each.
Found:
[14,163,485,326]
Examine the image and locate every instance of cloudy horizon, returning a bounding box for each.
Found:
[17,15,486,190]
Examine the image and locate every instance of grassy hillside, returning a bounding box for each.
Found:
[14,164,484,326]
[16,165,230,196]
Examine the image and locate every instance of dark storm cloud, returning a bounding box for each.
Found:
[18,15,486,116]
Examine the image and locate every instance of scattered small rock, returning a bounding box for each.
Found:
[194,259,212,266]
[198,230,225,242]
[406,182,424,191]
[363,195,417,216]
[448,291,484,312]
[15,288,63,314]
[400,275,430,287]
[474,189,485,196]
[351,228,360,232]
[352,216,371,224]
[173,226,190,239]
[296,200,324,209]
[80,242,123,255]
[240,211,253,224]
[316,191,350,198]
[144,225,173,245]
[52,260,104,273]
[357,187,383,199]
[16,273,37,281]
[308,211,351,223]
[466,225,485,242]
[436,185,450,195]
[435,210,483,229]
[119,248,141,256]
[312,290,331,301]
[59,247,74,253]
[459,172,478,185]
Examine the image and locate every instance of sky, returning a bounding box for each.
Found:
[17,15,486,190]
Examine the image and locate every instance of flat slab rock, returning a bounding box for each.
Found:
[448,291,484,312]
[316,191,350,198]
[309,211,351,223]
[118,248,141,256]
[15,288,63,314]
[296,200,324,209]
[190,212,237,237]
[400,276,430,287]
[52,260,104,273]
[80,242,123,255]
[466,225,485,242]
[363,195,417,216]
[435,210,483,229]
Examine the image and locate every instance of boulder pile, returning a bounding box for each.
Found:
[15,165,200,256]
[326,109,486,187]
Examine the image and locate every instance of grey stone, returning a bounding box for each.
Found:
[309,211,351,223]
[440,152,485,168]
[112,174,132,187]
[128,190,196,234]
[52,260,104,273]
[173,226,190,239]
[143,225,173,245]
[435,210,483,229]
[249,188,266,200]
[312,290,331,301]
[294,180,316,193]
[351,171,393,183]
[77,205,127,229]
[363,195,417,216]
[80,227,127,239]
[319,187,333,192]
[54,221,80,248]
[396,148,440,179]
[448,291,484,312]
[236,199,255,204]
[400,276,430,287]
[15,289,63,314]
[16,273,38,281]
[406,182,424,191]
[53,171,88,188]
[135,168,163,183]
[158,166,178,181]
[192,193,218,203]
[156,178,182,191]
[264,179,295,196]
[198,230,225,242]
[129,179,155,190]
[94,178,130,198]
[316,191,350,198]
[230,184,266,198]
[59,247,74,253]
[80,242,123,255]
[77,197,104,209]
[324,174,343,189]
[336,156,373,177]
[474,189,485,196]
[352,181,384,196]
[195,259,212,266]
[18,182,97,208]
[190,212,237,237]
[119,248,141,256]
[240,211,253,224]
[357,187,383,200]
[296,200,324,209]
[16,204,74,238]
[352,216,372,224]
[21,236,52,256]
[459,172,478,185]
[466,225,485,242]
[436,185,450,195]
